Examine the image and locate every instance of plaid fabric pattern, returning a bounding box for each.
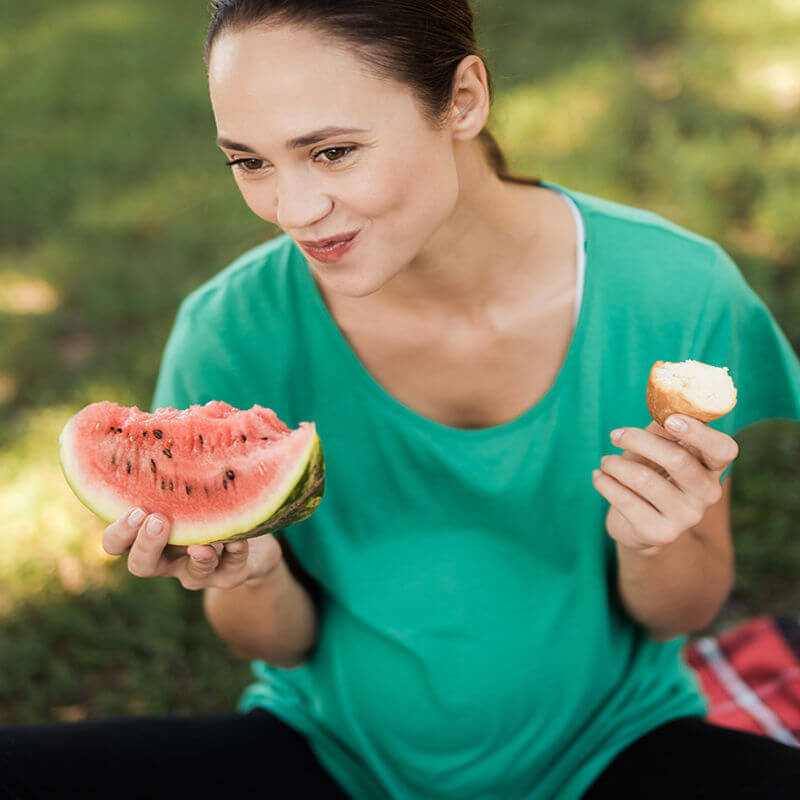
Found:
[685,615,800,747]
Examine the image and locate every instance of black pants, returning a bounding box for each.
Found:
[0,708,350,799]
[2,711,800,798]
[582,715,800,799]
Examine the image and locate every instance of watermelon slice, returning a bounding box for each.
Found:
[58,400,324,546]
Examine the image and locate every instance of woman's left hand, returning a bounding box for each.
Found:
[592,414,739,556]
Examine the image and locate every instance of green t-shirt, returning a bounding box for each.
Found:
[151,180,800,799]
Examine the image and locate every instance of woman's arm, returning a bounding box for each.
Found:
[616,475,734,641]
[203,548,320,669]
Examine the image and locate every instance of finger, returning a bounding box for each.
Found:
[592,469,680,546]
[600,457,704,532]
[126,514,171,577]
[103,508,148,556]
[184,545,220,581]
[619,449,670,480]
[173,543,225,586]
[187,544,220,560]
[214,540,250,578]
[610,427,715,498]
[179,542,251,591]
[643,420,710,466]
[661,415,738,472]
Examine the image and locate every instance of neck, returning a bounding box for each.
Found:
[372,141,549,322]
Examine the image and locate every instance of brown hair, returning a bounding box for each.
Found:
[204,0,542,187]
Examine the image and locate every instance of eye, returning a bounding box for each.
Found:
[223,145,357,176]
[314,146,357,164]
[224,157,265,174]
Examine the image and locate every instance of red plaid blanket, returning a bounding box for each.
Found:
[684,615,800,747]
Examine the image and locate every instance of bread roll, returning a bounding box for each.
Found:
[647,359,737,427]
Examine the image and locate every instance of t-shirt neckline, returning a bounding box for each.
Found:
[297,179,593,441]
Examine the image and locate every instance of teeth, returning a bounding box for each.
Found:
[312,236,351,248]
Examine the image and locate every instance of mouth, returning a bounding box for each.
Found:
[299,231,359,248]
[298,230,360,263]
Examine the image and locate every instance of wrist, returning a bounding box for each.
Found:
[617,541,666,559]
[243,557,286,588]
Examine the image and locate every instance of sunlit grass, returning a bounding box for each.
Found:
[493,57,616,159]
[0,275,60,314]
[687,0,800,38]
[0,407,116,610]
[16,1,147,50]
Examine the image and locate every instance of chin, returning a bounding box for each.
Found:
[324,259,404,300]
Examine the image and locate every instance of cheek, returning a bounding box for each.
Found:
[362,147,458,241]
[231,145,458,236]
[235,181,275,222]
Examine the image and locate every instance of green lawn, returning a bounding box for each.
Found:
[2,0,800,723]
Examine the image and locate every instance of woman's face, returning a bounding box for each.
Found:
[208,23,461,297]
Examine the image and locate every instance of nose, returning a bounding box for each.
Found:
[275,170,333,232]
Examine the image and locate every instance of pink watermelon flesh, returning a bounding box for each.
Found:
[58,400,325,546]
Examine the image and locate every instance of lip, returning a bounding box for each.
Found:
[299,231,359,248]
[298,230,360,263]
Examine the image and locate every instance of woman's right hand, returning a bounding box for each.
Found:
[102,508,285,590]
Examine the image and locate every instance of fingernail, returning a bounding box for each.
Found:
[610,429,624,442]
[128,508,146,527]
[146,516,164,537]
[666,416,686,432]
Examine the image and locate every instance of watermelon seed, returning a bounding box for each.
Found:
[169,479,174,491]
[150,458,156,473]
[225,470,235,480]
[143,431,148,438]
[260,437,270,441]
[198,434,203,445]
[116,428,122,434]
[185,484,192,495]
[240,434,247,442]
[223,478,228,490]
[111,454,116,466]
[126,462,131,474]
[161,479,166,490]
[204,487,209,496]
[153,430,163,439]
[109,426,115,432]
[162,448,172,459]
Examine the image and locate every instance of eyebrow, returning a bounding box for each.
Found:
[216,126,369,154]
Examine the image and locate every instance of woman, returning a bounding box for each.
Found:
[5,1,800,798]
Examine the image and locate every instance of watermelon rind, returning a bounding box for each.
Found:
[58,411,325,546]
[211,433,325,545]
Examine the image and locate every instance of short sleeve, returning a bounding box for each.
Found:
[150,300,245,414]
[693,245,800,483]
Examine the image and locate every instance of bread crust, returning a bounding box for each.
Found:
[646,360,737,427]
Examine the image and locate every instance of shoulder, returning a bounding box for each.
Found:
[178,232,299,324]
[153,233,302,412]
[563,185,740,304]
[570,186,721,268]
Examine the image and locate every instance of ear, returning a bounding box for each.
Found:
[448,55,491,141]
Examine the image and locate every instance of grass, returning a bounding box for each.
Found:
[2,0,800,724]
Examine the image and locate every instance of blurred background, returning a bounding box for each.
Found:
[2,0,799,724]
